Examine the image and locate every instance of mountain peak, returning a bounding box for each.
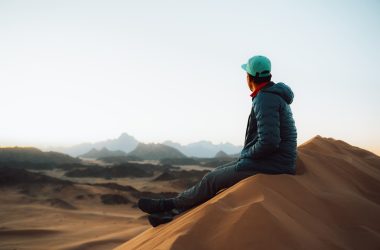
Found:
[118,132,134,140]
[214,150,229,158]
[99,147,110,152]
[87,148,99,153]
[128,143,187,160]
[79,147,126,159]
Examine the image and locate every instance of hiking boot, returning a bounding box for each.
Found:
[147,207,190,227]
[137,197,175,214]
[148,211,174,227]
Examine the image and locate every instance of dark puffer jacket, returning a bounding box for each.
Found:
[237,81,297,174]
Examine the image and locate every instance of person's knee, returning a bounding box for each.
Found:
[204,169,229,191]
[201,171,219,188]
[202,171,215,182]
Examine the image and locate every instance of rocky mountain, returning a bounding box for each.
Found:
[214,150,230,158]
[127,143,187,160]
[79,147,127,159]
[64,162,177,179]
[97,155,143,164]
[0,166,72,186]
[0,147,80,166]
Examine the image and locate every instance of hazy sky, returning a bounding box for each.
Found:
[1,0,379,154]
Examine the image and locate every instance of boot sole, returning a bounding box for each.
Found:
[148,212,174,227]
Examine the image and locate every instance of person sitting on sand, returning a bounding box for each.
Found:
[138,55,297,226]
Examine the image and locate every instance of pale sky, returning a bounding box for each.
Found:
[1,0,379,155]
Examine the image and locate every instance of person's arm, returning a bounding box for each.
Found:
[240,93,281,159]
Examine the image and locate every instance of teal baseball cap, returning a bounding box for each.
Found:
[241,55,271,77]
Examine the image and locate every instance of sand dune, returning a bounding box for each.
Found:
[0,163,192,250]
[0,171,151,250]
[114,136,380,250]
[0,198,149,250]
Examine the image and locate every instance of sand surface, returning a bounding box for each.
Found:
[0,184,150,250]
[0,158,205,249]
[114,136,380,250]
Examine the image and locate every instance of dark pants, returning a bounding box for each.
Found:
[172,159,259,209]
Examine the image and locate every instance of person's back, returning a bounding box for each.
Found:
[236,55,297,175]
[238,81,297,174]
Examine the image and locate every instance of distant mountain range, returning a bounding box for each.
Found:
[47,133,139,157]
[45,132,243,158]
[162,140,242,158]
[79,143,187,161]
[78,147,127,159]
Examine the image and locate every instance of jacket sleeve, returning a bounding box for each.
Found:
[240,93,281,159]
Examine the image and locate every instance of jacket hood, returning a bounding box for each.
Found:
[262,82,294,104]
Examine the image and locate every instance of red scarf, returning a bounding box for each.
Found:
[250,81,270,97]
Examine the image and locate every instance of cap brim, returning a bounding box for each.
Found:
[241,63,247,71]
